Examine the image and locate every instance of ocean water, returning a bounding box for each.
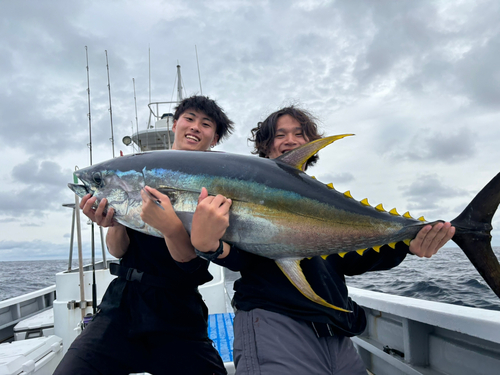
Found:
[345,246,500,311]
[2,248,500,311]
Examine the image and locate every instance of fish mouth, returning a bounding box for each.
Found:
[68,183,92,198]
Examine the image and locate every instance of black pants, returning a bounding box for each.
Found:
[53,309,226,375]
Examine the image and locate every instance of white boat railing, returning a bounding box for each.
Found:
[0,286,56,343]
[349,287,500,375]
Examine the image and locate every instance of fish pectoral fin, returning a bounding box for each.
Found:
[275,134,354,170]
[275,258,352,313]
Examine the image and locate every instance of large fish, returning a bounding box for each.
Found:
[69,135,500,312]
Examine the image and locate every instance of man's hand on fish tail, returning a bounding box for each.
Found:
[80,194,115,227]
[191,187,232,258]
[140,186,181,237]
[409,222,456,258]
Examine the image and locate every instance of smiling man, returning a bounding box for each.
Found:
[55,96,234,375]
[191,105,454,375]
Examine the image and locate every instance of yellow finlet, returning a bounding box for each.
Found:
[327,183,334,189]
[418,216,426,222]
[311,176,316,179]
[356,249,366,255]
[403,211,413,219]
[360,198,370,206]
[321,255,328,260]
[338,252,347,258]
[344,191,354,199]
[373,245,381,253]
[389,208,400,216]
[375,203,386,212]
[388,242,397,249]
[403,239,411,246]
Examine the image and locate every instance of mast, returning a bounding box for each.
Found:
[176,64,183,102]
[133,78,139,136]
[195,45,203,95]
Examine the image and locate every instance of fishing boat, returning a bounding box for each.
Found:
[1,66,500,375]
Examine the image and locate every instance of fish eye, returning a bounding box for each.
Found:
[93,172,103,187]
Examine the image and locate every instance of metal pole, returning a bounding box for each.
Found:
[133,78,139,136]
[176,65,183,102]
[100,227,107,269]
[74,169,86,320]
[195,45,203,95]
[68,206,76,271]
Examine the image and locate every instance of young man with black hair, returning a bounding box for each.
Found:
[55,96,234,375]
[191,106,454,375]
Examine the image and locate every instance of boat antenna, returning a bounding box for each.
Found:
[133,78,139,135]
[105,50,115,158]
[195,45,203,95]
[84,46,98,316]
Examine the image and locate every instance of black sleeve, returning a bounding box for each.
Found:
[337,242,411,276]
[212,245,261,272]
[174,256,210,273]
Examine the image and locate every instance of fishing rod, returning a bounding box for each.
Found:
[85,46,98,317]
[105,50,115,159]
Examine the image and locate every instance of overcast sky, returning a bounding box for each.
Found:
[1,0,500,262]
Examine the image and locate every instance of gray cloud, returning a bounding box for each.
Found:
[391,127,476,162]
[0,158,73,215]
[400,174,469,211]
[1,0,500,259]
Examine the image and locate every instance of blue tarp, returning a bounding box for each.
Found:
[208,312,235,362]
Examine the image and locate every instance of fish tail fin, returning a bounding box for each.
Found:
[276,258,352,312]
[451,172,500,298]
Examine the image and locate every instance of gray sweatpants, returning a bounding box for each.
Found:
[233,308,367,375]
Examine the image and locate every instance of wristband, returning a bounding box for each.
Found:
[194,240,224,261]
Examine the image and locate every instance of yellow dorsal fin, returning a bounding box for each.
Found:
[344,191,353,199]
[388,242,397,249]
[356,249,366,255]
[338,252,347,258]
[418,216,426,222]
[389,208,400,216]
[321,255,328,260]
[403,239,411,246]
[373,245,382,252]
[327,183,334,189]
[375,203,386,212]
[360,198,370,206]
[275,134,355,170]
[403,211,413,219]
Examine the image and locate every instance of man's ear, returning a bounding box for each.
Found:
[172,119,177,132]
[210,134,219,148]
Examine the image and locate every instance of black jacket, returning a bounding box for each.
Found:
[214,243,410,337]
[99,228,213,339]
